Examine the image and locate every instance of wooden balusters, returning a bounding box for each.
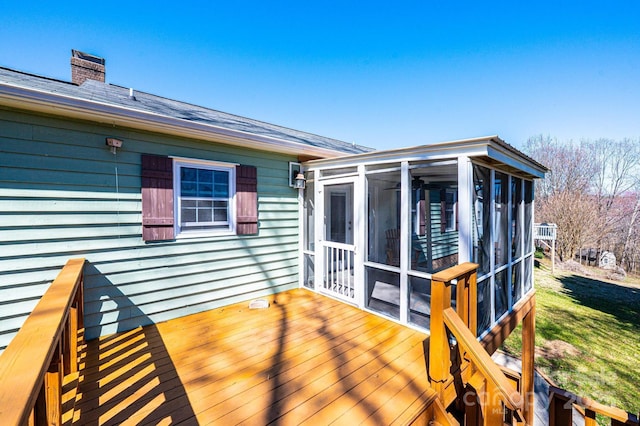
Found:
[0,258,85,426]
[429,262,531,425]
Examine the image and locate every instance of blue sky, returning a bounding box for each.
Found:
[1,1,639,150]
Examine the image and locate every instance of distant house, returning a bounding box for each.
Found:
[600,251,617,269]
[576,248,617,269]
[0,50,546,352]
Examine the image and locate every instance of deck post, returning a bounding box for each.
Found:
[456,274,468,328]
[455,269,478,334]
[429,275,451,399]
[429,262,479,408]
[551,237,556,275]
[521,299,536,425]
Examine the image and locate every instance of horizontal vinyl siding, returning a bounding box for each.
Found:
[428,192,458,259]
[413,197,458,262]
[0,108,301,351]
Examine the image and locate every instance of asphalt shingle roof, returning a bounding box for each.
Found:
[0,66,373,155]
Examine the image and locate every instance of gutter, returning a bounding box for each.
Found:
[0,82,347,159]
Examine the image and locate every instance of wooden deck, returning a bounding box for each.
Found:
[67,288,437,425]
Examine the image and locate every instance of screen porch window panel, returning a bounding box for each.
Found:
[511,177,523,259]
[524,180,534,254]
[494,172,509,267]
[366,170,401,266]
[472,164,492,276]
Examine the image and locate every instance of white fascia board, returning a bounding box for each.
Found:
[485,144,546,178]
[305,136,493,169]
[304,136,546,179]
[0,83,345,159]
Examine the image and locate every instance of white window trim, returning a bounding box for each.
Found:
[444,188,457,232]
[173,158,237,238]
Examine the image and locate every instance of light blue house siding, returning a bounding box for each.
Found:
[426,190,458,262]
[412,190,458,271]
[0,108,301,351]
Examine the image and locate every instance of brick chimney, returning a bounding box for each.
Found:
[70,49,105,85]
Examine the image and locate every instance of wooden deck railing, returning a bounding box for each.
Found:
[429,262,536,425]
[0,258,85,426]
[549,386,639,426]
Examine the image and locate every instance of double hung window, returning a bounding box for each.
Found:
[174,159,235,235]
[142,154,257,241]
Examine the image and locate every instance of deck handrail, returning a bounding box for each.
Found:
[0,258,85,426]
[429,261,535,425]
[443,307,523,411]
[549,386,639,426]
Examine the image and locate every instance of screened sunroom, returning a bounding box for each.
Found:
[299,136,546,336]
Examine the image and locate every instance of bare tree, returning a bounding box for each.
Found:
[525,135,596,198]
[587,138,640,206]
[524,135,598,261]
[537,191,599,261]
[583,138,640,249]
[619,195,640,270]
[525,136,640,269]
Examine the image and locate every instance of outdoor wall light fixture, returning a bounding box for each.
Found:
[289,161,306,189]
[106,137,123,154]
[293,172,306,189]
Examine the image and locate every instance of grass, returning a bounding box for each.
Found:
[501,259,640,421]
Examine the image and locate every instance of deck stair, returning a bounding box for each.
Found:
[428,262,534,425]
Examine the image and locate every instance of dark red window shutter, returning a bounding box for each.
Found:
[236,165,258,235]
[141,154,174,241]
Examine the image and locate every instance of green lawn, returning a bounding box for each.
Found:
[501,260,640,420]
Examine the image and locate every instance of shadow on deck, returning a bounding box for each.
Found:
[68,288,437,425]
[70,325,196,424]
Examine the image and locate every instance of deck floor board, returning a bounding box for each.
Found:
[70,288,436,425]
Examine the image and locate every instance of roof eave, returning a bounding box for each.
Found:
[485,138,547,178]
[305,136,547,179]
[0,82,348,159]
